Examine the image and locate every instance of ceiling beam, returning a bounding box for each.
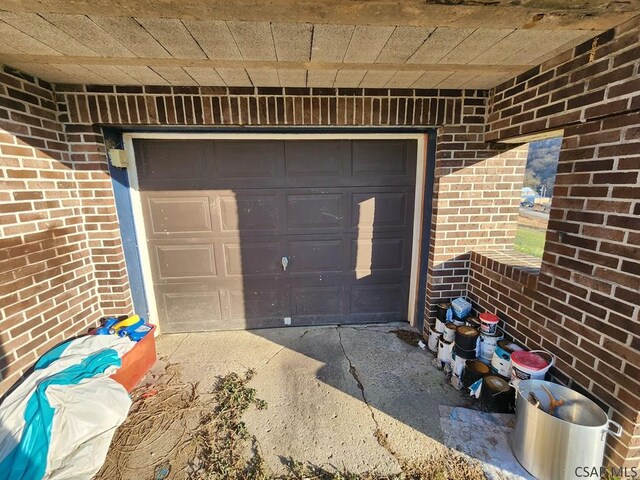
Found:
[0,54,529,73]
[0,0,637,30]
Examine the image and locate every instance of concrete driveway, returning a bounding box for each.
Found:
[155,323,478,476]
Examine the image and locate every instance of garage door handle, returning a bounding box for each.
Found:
[281,256,289,272]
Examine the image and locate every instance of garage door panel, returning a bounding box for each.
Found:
[351,191,413,230]
[352,140,415,178]
[146,196,213,235]
[215,140,283,179]
[155,244,217,280]
[352,236,406,272]
[227,285,288,324]
[219,192,282,233]
[286,193,345,229]
[291,286,346,319]
[158,286,224,332]
[223,241,282,276]
[136,140,213,184]
[284,140,343,177]
[288,239,344,272]
[351,284,407,315]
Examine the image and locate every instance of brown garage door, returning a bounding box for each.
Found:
[135,138,417,332]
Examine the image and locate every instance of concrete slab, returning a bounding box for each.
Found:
[136,17,206,59]
[271,23,313,62]
[43,13,136,57]
[242,326,401,475]
[439,406,534,480]
[89,16,172,59]
[151,66,198,85]
[311,25,354,63]
[227,21,277,61]
[408,27,475,64]
[336,325,475,462]
[247,68,280,87]
[183,20,243,61]
[152,323,487,475]
[277,69,307,87]
[343,25,395,63]
[215,67,252,86]
[333,69,367,88]
[375,26,435,64]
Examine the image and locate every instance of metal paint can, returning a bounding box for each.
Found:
[479,312,500,335]
[491,340,524,378]
[465,315,481,329]
[478,328,504,364]
[455,326,479,350]
[435,317,446,333]
[480,375,514,413]
[462,359,490,388]
[443,323,457,342]
[427,326,441,353]
[436,302,450,322]
[437,337,453,364]
[451,349,466,378]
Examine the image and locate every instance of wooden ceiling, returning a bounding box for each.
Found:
[0,0,637,89]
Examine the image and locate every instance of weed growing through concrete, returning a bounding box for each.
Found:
[189,369,269,480]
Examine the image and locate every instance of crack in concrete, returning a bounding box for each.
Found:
[256,329,309,371]
[336,326,402,466]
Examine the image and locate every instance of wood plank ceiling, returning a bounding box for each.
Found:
[0,0,637,89]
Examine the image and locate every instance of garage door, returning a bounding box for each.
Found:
[134,138,417,332]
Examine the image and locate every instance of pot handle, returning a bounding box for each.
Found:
[606,419,623,438]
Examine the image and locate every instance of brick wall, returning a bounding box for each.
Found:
[57,85,469,127]
[0,68,109,396]
[476,15,640,468]
[487,16,640,141]
[426,127,528,314]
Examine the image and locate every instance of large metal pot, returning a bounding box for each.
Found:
[512,379,622,480]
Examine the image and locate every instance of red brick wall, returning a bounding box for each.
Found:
[0,68,109,396]
[56,85,469,127]
[477,15,640,468]
[487,16,640,141]
[426,125,528,315]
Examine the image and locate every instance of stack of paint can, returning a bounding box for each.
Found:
[434,303,453,366]
[427,302,449,354]
[451,325,480,378]
[477,312,503,365]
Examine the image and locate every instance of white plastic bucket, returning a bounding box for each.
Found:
[427,327,440,353]
[510,350,554,385]
[437,338,453,364]
[478,328,503,363]
[443,323,456,342]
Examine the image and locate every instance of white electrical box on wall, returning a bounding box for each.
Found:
[108,148,129,168]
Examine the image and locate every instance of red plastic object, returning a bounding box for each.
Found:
[109,324,157,392]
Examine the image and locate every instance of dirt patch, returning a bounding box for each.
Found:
[390,329,424,348]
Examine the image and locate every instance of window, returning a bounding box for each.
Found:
[515,137,562,259]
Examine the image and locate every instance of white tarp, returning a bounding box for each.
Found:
[0,335,135,480]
